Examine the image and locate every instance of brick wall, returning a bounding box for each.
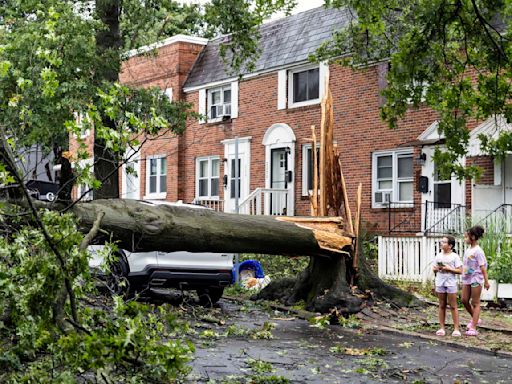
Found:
[119,41,204,201]
[180,64,440,233]
[70,39,495,235]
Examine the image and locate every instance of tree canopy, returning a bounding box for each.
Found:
[316,0,512,179]
[0,1,299,381]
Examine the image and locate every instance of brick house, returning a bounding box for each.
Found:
[75,6,511,237]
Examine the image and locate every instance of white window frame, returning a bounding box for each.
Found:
[73,111,90,138]
[144,155,167,199]
[195,156,221,200]
[163,87,173,102]
[288,64,320,108]
[75,158,93,201]
[301,143,320,197]
[372,149,414,208]
[207,85,232,122]
[406,80,428,104]
[121,147,141,200]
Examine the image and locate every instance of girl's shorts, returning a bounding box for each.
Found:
[436,286,458,294]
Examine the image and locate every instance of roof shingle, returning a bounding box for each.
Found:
[184,6,351,89]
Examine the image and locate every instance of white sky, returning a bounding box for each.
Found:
[180,0,326,22]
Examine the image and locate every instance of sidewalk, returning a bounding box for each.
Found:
[354,301,512,357]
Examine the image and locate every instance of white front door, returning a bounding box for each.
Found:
[222,137,251,213]
[270,148,289,215]
[421,146,465,232]
[262,124,296,216]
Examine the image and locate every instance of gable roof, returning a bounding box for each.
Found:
[469,115,512,156]
[184,6,351,89]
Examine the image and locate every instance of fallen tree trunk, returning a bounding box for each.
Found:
[6,197,419,314]
[72,199,353,257]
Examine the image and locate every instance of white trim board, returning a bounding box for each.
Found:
[183,60,314,93]
[469,115,512,156]
[124,34,208,59]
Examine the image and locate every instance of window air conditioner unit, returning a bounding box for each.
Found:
[223,104,232,117]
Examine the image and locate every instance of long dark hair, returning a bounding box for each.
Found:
[467,225,485,241]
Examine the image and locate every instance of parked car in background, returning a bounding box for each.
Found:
[88,200,234,305]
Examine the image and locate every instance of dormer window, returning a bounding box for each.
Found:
[291,67,319,104]
[277,63,328,110]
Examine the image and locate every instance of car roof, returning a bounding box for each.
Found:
[140,200,208,210]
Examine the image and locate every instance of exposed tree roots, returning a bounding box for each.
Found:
[255,249,423,315]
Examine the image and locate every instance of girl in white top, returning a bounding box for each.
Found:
[432,235,463,337]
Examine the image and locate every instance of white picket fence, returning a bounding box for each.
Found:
[378,236,466,283]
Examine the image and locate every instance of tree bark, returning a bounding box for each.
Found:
[72,199,352,257]
[93,0,122,199]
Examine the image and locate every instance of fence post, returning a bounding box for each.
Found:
[378,236,383,278]
[421,236,428,284]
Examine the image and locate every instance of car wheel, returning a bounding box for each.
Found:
[106,253,131,296]
[196,287,224,306]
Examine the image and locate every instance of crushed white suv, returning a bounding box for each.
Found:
[88,200,234,305]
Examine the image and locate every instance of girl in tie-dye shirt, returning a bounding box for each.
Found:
[462,226,490,336]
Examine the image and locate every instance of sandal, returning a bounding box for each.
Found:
[466,319,482,330]
[451,330,461,337]
[435,329,446,336]
[466,328,478,336]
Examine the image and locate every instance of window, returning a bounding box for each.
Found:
[196,156,220,199]
[164,87,173,102]
[288,66,320,108]
[146,156,167,198]
[208,85,231,120]
[230,158,241,199]
[122,149,140,200]
[372,150,413,207]
[433,163,451,208]
[302,144,320,196]
[75,158,93,201]
[74,111,90,138]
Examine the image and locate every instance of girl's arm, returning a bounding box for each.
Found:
[481,265,490,289]
[441,265,462,274]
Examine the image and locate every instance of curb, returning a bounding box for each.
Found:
[367,323,512,360]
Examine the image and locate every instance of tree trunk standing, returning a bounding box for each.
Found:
[259,247,420,313]
[56,147,73,202]
[93,0,122,199]
[286,255,364,314]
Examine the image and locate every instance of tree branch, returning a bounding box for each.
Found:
[0,127,79,324]
[79,211,105,251]
[470,0,508,63]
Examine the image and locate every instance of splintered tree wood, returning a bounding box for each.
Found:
[72,199,352,257]
[353,183,362,270]
[310,125,318,216]
[319,90,327,216]
[338,157,354,235]
[276,216,353,252]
